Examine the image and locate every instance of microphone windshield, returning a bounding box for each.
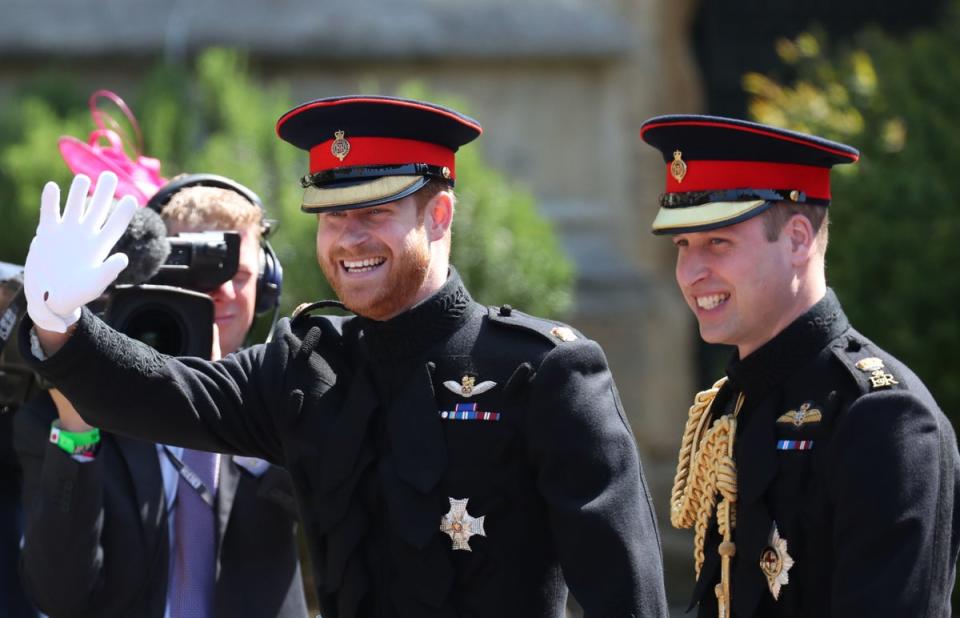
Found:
[111,207,171,285]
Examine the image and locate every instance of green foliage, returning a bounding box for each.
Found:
[397,83,574,317]
[451,144,573,317]
[0,89,88,263]
[0,49,573,328]
[743,11,960,421]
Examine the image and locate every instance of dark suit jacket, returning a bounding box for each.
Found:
[690,290,960,617]
[1,410,38,618]
[14,393,308,618]
[20,270,668,618]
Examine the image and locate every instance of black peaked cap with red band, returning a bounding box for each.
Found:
[640,115,859,235]
[276,95,482,213]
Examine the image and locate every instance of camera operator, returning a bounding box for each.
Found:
[13,176,308,618]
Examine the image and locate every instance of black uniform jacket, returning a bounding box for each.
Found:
[20,270,668,618]
[13,392,307,618]
[691,290,960,618]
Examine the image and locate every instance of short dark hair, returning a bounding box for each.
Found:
[760,201,829,251]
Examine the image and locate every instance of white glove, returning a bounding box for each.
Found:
[23,172,137,333]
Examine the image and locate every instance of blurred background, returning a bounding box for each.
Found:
[1,0,958,615]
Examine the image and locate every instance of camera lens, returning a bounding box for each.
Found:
[105,285,214,360]
[118,305,186,356]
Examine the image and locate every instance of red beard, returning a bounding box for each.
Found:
[320,234,431,321]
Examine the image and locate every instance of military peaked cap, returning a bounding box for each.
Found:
[640,115,859,234]
[276,95,482,213]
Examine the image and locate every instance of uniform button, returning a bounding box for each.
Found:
[499,304,512,317]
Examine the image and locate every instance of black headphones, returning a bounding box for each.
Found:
[146,174,283,314]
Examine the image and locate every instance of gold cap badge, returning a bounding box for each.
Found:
[551,326,577,342]
[670,150,688,183]
[331,130,351,162]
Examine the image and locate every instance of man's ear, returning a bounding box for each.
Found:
[785,213,816,266]
[425,190,454,242]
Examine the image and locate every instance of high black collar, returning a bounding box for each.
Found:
[355,267,472,364]
[726,288,848,402]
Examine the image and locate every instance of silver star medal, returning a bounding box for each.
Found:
[759,523,795,600]
[440,497,486,551]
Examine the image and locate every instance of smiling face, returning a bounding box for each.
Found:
[315,190,452,321]
[672,214,818,358]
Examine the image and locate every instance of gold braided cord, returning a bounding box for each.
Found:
[671,379,743,618]
[670,377,728,530]
[688,415,737,576]
[715,454,738,533]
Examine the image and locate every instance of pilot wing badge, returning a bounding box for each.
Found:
[443,375,497,398]
[776,402,822,428]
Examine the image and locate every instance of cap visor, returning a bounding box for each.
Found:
[301,175,427,213]
[651,200,770,235]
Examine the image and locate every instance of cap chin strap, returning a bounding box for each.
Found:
[659,188,828,208]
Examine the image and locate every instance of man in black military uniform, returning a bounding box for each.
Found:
[19,96,669,617]
[641,115,960,617]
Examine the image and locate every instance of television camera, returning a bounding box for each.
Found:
[0,225,239,412]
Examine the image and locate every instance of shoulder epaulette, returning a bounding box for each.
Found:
[831,334,904,394]
[486,304,583,347]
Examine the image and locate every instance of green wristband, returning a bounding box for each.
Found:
[49,421,101,455]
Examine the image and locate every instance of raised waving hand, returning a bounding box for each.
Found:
[24,172,136,333]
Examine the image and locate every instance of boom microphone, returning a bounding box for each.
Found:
[110,207,171,286]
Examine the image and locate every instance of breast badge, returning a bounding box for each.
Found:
[759,524,794,600]
[443,375,496,397]
[776,402,822,428]
[440,497,486,551]
[855,357,900,390]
